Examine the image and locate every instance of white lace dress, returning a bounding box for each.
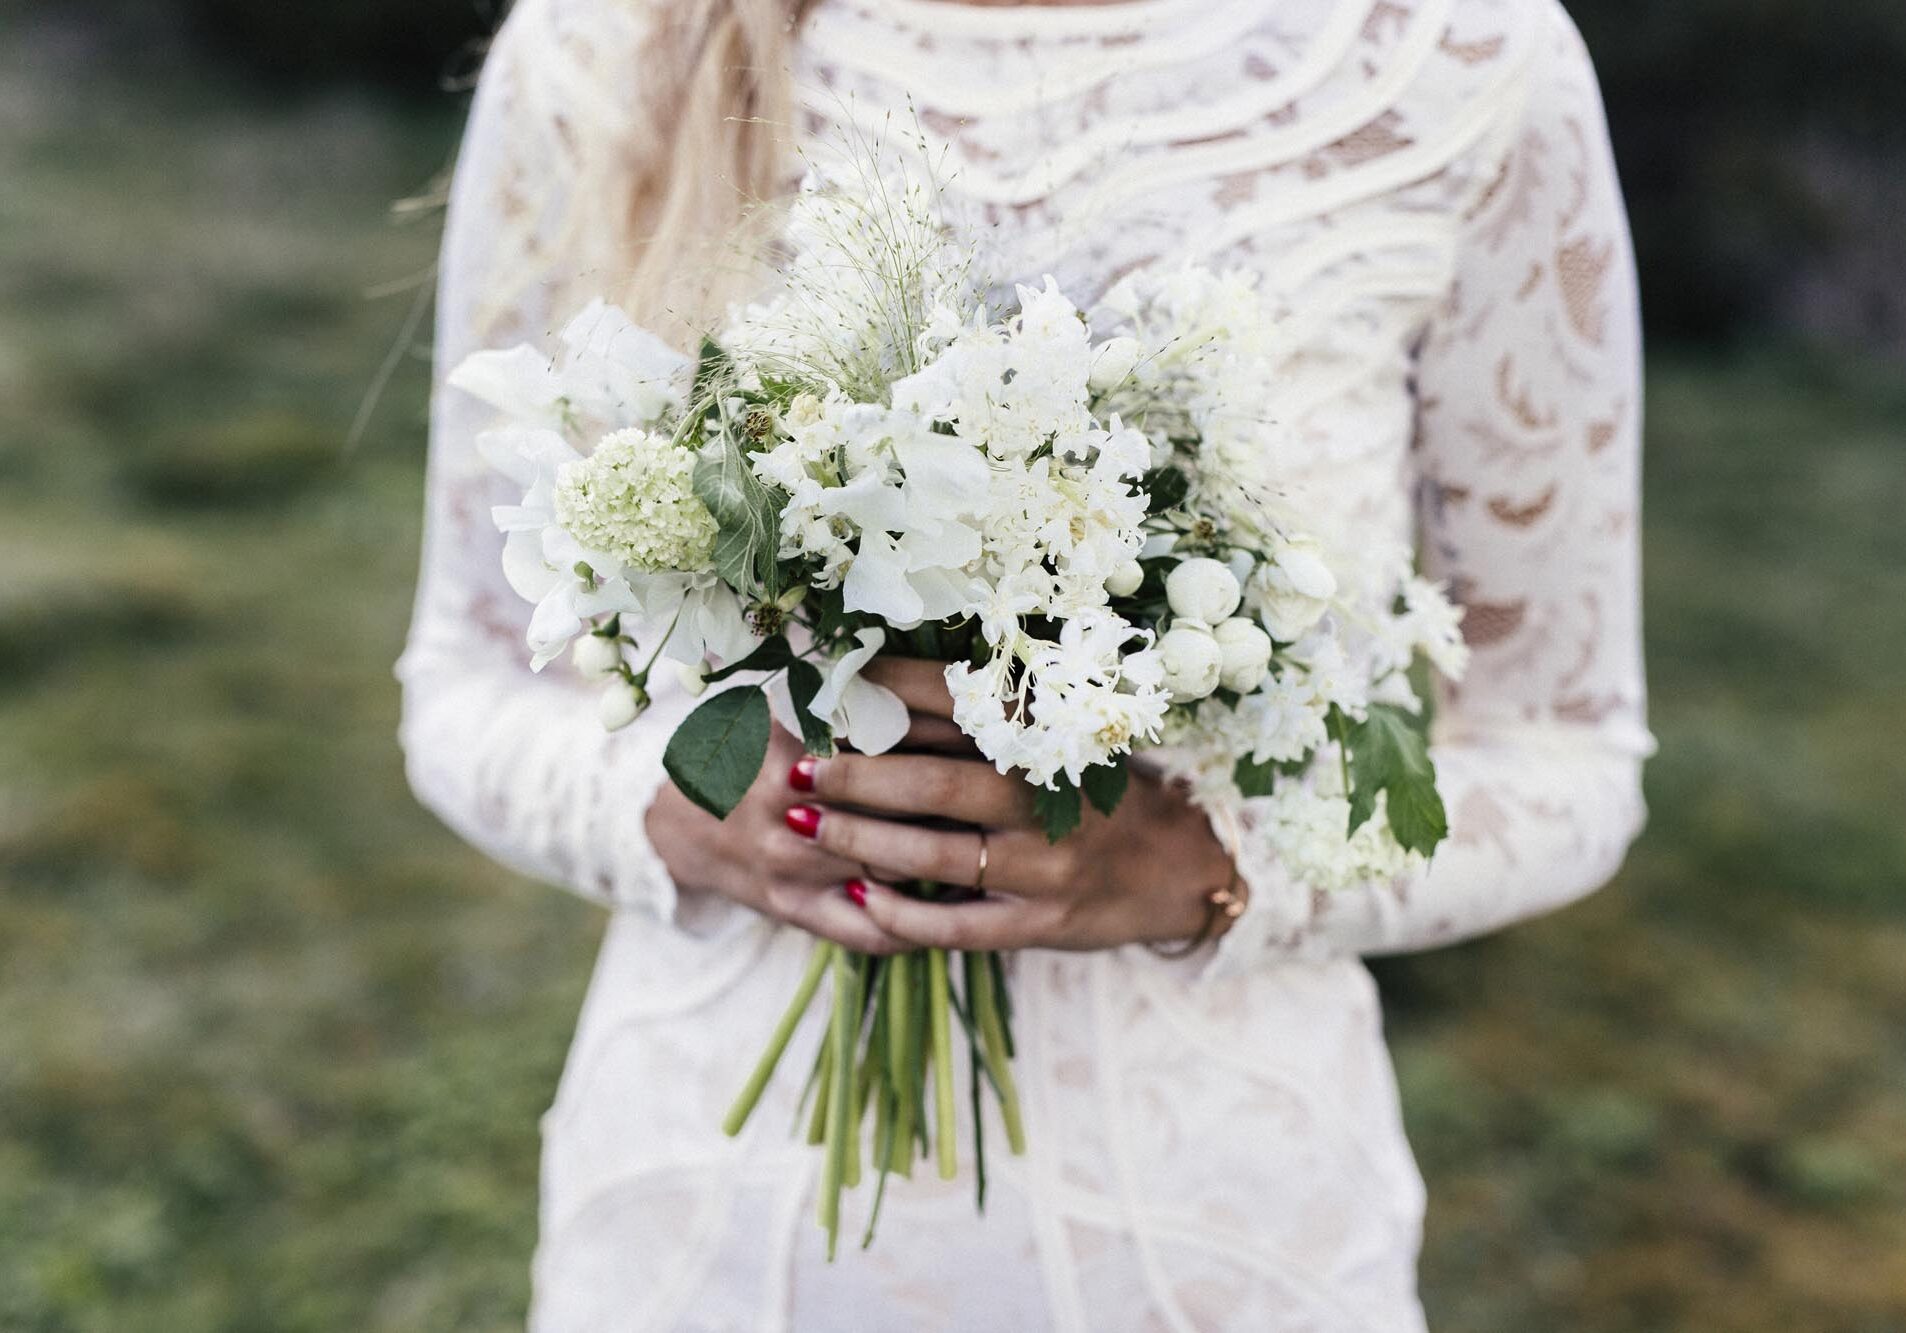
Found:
[396,0,1654,1327]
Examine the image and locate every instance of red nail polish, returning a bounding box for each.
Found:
[844,879,868,908]
[788,755,818,792]
[785,805,821,839]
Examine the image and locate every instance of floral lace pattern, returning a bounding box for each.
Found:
[396,0,1651,1326]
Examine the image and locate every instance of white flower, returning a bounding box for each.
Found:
[571,633,623,680]
[1235,672,1329,763]
[1273,536,1338,600]
[1251,537,1337,643]
[557,299,690,426]
[1213,617,1273,693]
[1402,575,1470,680]
[447,300,689,434]
[1157,623,1224,700]
[553,428,717,574]
[598,678,648,731]
[785,392,824,428]
[481,427,644,669]
[447,345,566,427]
[1165,557,1243,623]
[1104,559,1144,597]
[808,628,910,754]
[1087,336,1145,392]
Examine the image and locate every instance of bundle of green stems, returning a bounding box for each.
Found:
[721,932,1025,1257]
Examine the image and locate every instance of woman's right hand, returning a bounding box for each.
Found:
[644,721,914,954]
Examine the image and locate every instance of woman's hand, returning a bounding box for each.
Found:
[781,659,1237,952]
[645,720,918,955]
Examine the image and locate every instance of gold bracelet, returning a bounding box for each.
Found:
[1147,805,1249,960]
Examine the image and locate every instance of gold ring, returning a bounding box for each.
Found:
[974,830,990,892]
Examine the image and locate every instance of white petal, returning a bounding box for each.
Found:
[447,346,563,423]
[840,678,910,755]
[809,627,885,720]
[843,531,925,623]
[500,529,560,602]
[1277,547,1338,600]
[820,470,908,533]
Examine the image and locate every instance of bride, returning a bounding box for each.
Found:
[397,0,1654,1326]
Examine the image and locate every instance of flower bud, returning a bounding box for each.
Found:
[1274,537,1337,600]
[1213,617,1274,693]
[598,678,649,731]
[1165,557,1242,624]
[674,660,709,697]
[1157,623,1224,701]
[1087,336,1145,393]
[785,392,825,428]
[1104,559,1145,598]
[572,632,623,680]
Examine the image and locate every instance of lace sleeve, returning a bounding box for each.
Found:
[1206,3,1654,974]
[395,0,737,929]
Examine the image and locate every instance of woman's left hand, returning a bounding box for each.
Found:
[780,659,1236,952]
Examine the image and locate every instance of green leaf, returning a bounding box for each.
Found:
[702,633,794,682]
[1080,760,1129,817]
[785,659,836,757]
[663,685,772,819]
[693,436,779,594]
[1233,754,1280,798]
[1344,704,1449,857]
[1031,779,1082,844]
[1141,465,1189,516]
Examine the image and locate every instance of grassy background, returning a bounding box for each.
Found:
[2,38,1903,1333]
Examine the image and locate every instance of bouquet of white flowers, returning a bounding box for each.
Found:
[450,157,1467,1256]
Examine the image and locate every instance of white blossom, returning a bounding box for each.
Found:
[1165,557,1243,623]
[1157,623,1224,700]
[1213,617,1274,693]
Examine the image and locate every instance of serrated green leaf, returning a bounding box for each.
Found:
[663,685,771,819]
[785,658,836,757]
[693,437,778,594]
[1344,704,1448,857]
[1031,780,1082,844]
[703,633,794,682]
[1080,760,1129,817]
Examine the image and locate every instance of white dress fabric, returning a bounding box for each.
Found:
[396,0,1654,1327]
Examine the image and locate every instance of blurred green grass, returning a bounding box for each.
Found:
[1,45,1903,1333]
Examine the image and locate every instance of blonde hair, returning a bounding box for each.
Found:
[472,0,817,347]
[622,0,818,338]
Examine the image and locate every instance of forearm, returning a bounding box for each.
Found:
[396,643,696,916]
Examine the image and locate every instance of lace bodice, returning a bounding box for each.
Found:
[398,0,1651,972]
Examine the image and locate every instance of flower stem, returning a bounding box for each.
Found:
[724,941,833,1137]
[884,952,916,1177]
[927,947,958,1181]
[969,950,1027,1155]
[818,947,857,1258]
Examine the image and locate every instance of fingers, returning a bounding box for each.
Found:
[778,881,912,955]
[856,878,1055,951]
[797,806,1065,897]
[862,657,956,719]
[902,712,977,754]
[802,751,1035,829]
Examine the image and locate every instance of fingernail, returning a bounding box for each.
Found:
[785,805,821,839]
[844,879,868,908]
[788,755,818,792]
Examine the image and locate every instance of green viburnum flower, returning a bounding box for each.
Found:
[553,427,718,573]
